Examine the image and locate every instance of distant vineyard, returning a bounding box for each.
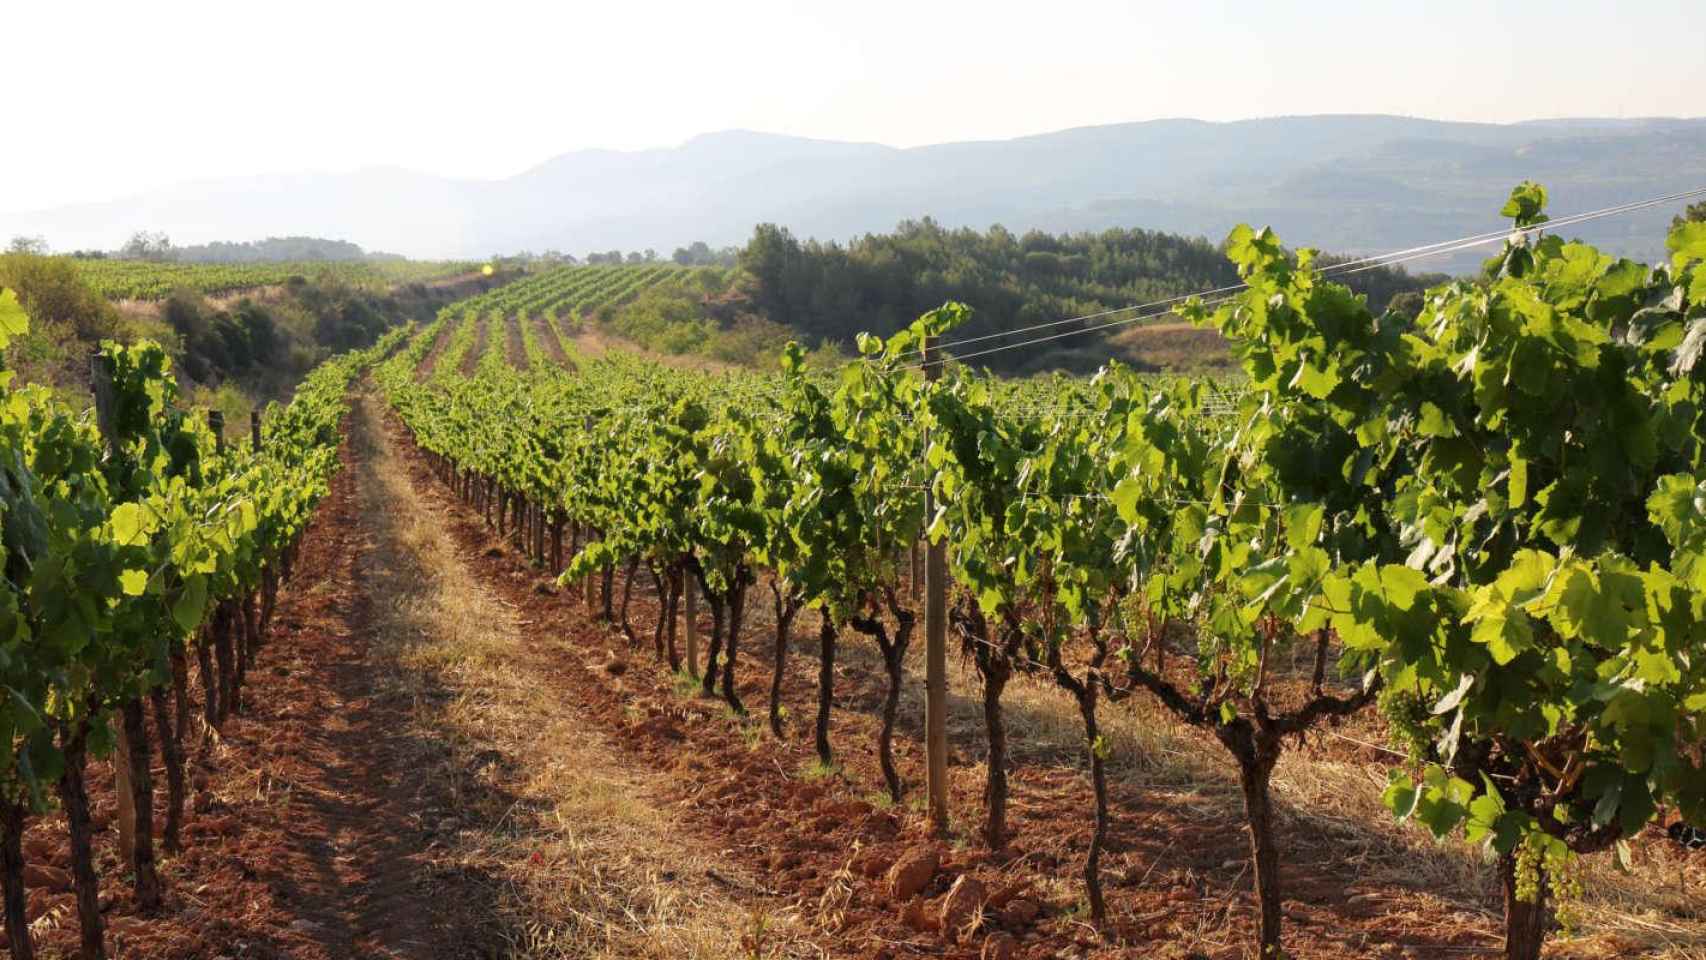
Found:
[446,262,689,324]
[69,258,480,300]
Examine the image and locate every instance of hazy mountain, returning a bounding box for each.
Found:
[8,116,1704,271]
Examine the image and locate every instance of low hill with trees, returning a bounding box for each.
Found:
[735,218,1445,373]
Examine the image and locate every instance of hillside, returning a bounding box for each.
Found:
[8,116,1704,270]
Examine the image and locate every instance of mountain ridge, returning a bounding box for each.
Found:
[8,115,1704,268]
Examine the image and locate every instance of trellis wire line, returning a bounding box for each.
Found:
[900,185,1706,369]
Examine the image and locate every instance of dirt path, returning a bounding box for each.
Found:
[504,316,528,368]
[460,316,488,376]
[336,387,796,958]
[530,314,571,367]
[414,321,454,380]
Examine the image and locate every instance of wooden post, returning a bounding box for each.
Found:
[922,334,950,835]
[92,353,140,870]
[250,410,262,452]
[207,410,225,454]
[90,354,117,442]
[683,569,699,679]
[582,526,595,613]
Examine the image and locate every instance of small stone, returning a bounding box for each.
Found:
[939,874,987,944]
[885,845,939,902]
[604,654,628,676]
[438,817,461,834]
[288,918,324,936]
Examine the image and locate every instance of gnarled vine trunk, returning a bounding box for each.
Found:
[196,629,218,730]
[1500,849,1549,960]
[150,686,185,854]
[119,699,161,911]
[599,562,615,623]
[768,583,799,738]
[213,601,238,721]
[664,568,682,673]
[56,720,104,960]
[170,645,191,746]
[618,556,639,646]
[1079,684,1108,923]
[0,797,33,960]
[980,656,1013,848]
[815,612,837,766]
[850,594,916,803]
[700,586,726,699]
[720,573,748,714]
[1052,650,1109,923]
[953,600,1018,848]
[649,568,669,662]
[1217,722,1284,960]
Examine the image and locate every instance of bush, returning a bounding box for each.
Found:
[705,316,794,367]
[0,253,118,341]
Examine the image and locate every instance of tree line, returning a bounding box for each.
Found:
[734,217,1450,374]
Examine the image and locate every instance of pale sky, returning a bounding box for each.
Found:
[6,0,1703,213]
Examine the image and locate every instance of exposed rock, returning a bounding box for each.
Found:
[939,874,987,944]
[982,931,1019,960]
[886,845,939,902]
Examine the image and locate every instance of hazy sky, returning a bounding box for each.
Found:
[6,0,1703,213]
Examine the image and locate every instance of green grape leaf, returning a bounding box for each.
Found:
[172,574,208,633]
[109,502,156,546]
[119,569,149,597]
[1669,221,1706,269]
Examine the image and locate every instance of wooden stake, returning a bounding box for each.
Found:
[207,411,225,455]
[922,333,950,835]
[684,569,700,679]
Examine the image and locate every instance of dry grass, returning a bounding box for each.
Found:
[346,388,813,959]
[1108,322,1239,374]
[563,327,742,375]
